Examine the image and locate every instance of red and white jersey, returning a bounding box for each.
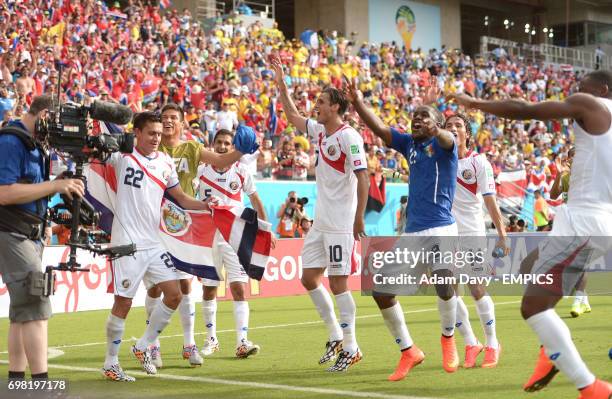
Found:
[305,119,367,233]
[108,149,179,249]
[195,162,256,207]
[452,151,496,235]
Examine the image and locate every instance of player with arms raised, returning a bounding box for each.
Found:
[102,112,217,381]
[271,56,369,372]
[345,77,460,380]
[197,128,273,359]
[146,103,256,368]
[449,70,612,398]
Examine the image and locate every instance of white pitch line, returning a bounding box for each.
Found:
[0,300,521,353]
[0,360,440,399]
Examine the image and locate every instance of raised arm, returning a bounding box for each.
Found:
[344,76,393,146]
[270,56,307,133]
[449,93,611,135]
[199,147,243,168]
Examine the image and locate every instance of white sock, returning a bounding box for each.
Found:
[202,299,217,340]
[308,285,342,341]
[233,301,249,347]
[475,295,498,349]
[179,295,195,346]
[335,291,357,354]
[136,301,175,351]
[525,309,595,389]
[105,314,125,368]
[145,294,161,347]
[574,290,588,305]
[438,296,457,337]
[455,296,478,346]
[380,302,413,350]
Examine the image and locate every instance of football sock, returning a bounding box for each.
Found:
[455,296,478,346]
[438,296,457,337]
[105,314,126,368]
[526,309,595,389]
[381,302,414,350]
[137,301,174,351]
[179,295,196,346]
[574,290,588,305]
[475,295,498,349]
[335,291,357,354]
[145,294,161,347]
[233,301,250,346]
[202,299,218,340]
[308,285,342,342]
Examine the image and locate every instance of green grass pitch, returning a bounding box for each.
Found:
[1,294,610,399]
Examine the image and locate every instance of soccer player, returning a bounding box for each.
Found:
[102,112,216,382]
[449,70,612,398]
[345,78,460,380]
[549,148,591,318]
[445,113,509,369]
[271,56,369,372]
[146,103,252,368]
[197,128,274,358]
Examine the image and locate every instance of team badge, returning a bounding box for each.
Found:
[121,279,131,289]
[354,160,362,166]
[424,143,435,158]
[462,169,473,180]
[230,181,239,190]
[161,200,192,236]
[327,145,337,156]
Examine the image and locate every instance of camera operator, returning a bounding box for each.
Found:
[276,191,305,238]
[0,94,85,381]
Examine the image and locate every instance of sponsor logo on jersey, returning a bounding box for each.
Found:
[462,169,473,180]
[217,178,227,182]
[350,144,360,154]
[354,160,362,166]
[161,200,192,236]
[327,145,337,156]
[230,181,239,190]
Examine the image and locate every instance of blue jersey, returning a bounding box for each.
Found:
[390,128,457,233]
[0,121,48,217]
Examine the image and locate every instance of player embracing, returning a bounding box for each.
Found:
[345,78,461,380]
[271,56,369,372]
[197,128,274,359]
[445,113,509,369]
[102,112,216,381]
[449,70,612,398]
[146,103,255,368]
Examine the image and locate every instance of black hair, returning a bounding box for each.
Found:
[214,128,234,142]
[133,111,162,131]
[445,113,472,146]
[584,70,612,91]
[161,102,184,121]
[28,94,53,116]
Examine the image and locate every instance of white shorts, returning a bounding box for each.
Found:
[532,206,612,294]
[112,247,180,298]
[401,223,459,272]
[201,231,248,287]
[301,228,359,276]
[457,233,493,278]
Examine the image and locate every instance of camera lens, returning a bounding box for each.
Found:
[289,197,296,203]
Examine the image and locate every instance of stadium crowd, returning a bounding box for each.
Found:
[0,0,577,209]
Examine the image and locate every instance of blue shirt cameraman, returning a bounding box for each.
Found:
[0,95,84,382]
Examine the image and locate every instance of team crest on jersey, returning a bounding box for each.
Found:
[161,200,192,236]
[462,169,473,180]
[230,181,239,190]
[424,143,435,158]
[327,145,337,156]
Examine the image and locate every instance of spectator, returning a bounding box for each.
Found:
[275,140,294,180]
[256,139,275,179]
[297,217,312,237]
[292,142,309,181]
